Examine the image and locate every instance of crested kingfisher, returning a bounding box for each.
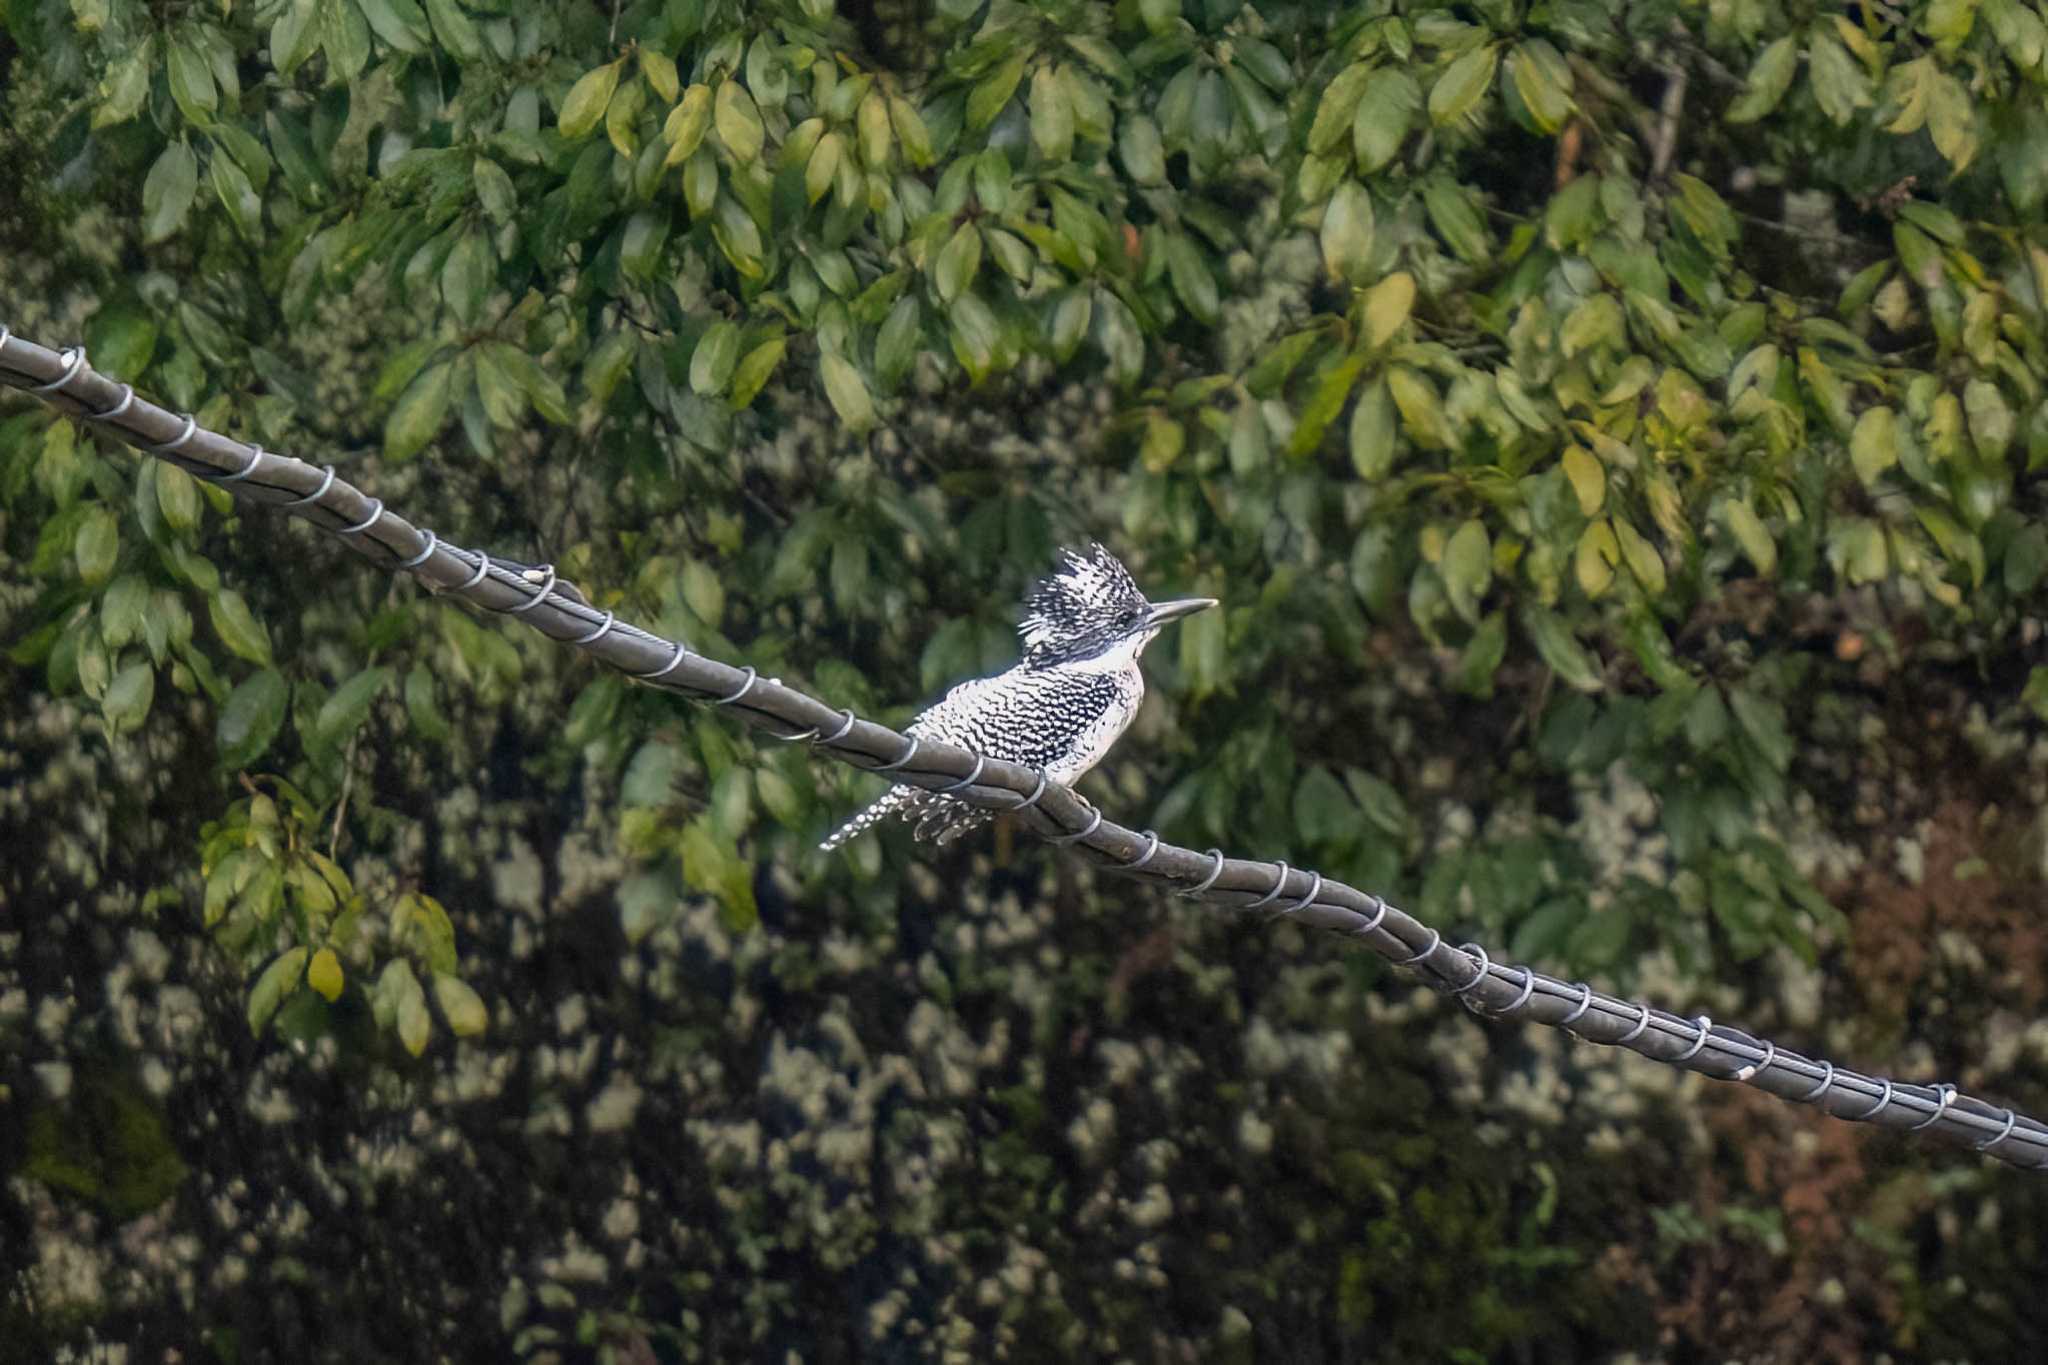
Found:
[819,543,1216,851]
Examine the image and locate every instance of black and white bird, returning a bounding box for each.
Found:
[819,543,1215,851]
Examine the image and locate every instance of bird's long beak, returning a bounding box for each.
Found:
[1144,596,1218,629]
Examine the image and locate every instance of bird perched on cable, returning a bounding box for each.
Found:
[820,543,1215,851]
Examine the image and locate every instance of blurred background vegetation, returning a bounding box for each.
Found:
[6,0,2048,1357]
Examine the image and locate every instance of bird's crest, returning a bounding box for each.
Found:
[1018,543,1149,665]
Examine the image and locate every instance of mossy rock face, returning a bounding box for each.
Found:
[23,1071,188,1221]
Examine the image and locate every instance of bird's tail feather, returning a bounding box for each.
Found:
[819,786,913,851]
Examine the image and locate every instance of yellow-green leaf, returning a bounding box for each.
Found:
[663,83,713,167]
[249,946,309,1035]
[1349,378,1395,480]
[432,972,489,1036]
[1719,498,1776,576]
[1613,518,1666,594]
[1575,519,1620,597]
[1428,43,1498,127]
[1320,182,1375,285]
[1726,35,1796,124]
[819,352,876,433]
[210,588,273,666]
[714,80,764,162]
[1521,605,1602,691]
[1443,517,1492,624]
[1508,40,1575,134]
[559,61,621,140]
[75,505,119,585]
[1359,271,1414,349]
[385,359,452,461]
[690,320,740,396]
[967,52,1027,130]
[730,336,786,409]
[308,946,344,1001]
[1310,62,1375,154]
[640,48,680,104]
[1850,406,1897,485]
[1561,444,1605,515]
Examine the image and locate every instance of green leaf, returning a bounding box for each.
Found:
[210,589,273,666]
[559,61,621,139]
[249,947,309,1036]
[220,669,289,767]
[1925,66,1978,169]
[1613,518,1666,595]
[1422,178,1489,263]
[934,221,982,304]
[949,293,1001,383]
[1294,765,1358,847]
[2005,524,2048,594]
[1352,69,1418,172]
[1030,63,1074,162]
[356,0,428,53]
[1348,378,1395,480]
[1508,40,1575,134]
[156,464,201,533]
[314,665,393,750]
[101,574,149,651]
[1807,29,1872,125]
[888,95,934,167]
[94,43,154,128]
[967,52,1028,130]
[805,131,841,204]
[473,156,516,223]
[876,296,922,389]
[102,660,154,733]
[392,960,431,1055]
[819,352,876,433]
[385,360,452,461]
[415,0,479,58]
[440,231,492,327]
[1442,517,1492,625]
[1453,611,1508,697]
[271,0,321,77]
[1965,379,2013,462]
[143,142,199,244]
[432,972,488,1036]
[1718,498,1776,576]
[1164,233,1219,325]
[1118,112,1166,185]
[1428,43,1498,127]
[1319,182,1375,285]
[167,37,219,124]
[690,320,741,396]
[1727,687,1792,772]
[1521,605,1602,691]
[1311,62,1376,154]
[1725,35,1797,123]
[321,0,371,82]
[75,506,119,585]
[1290,352,1367,457]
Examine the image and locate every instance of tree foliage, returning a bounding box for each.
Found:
[7,0,2048,1356]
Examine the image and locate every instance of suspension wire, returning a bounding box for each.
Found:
[4,327,2044,1173]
